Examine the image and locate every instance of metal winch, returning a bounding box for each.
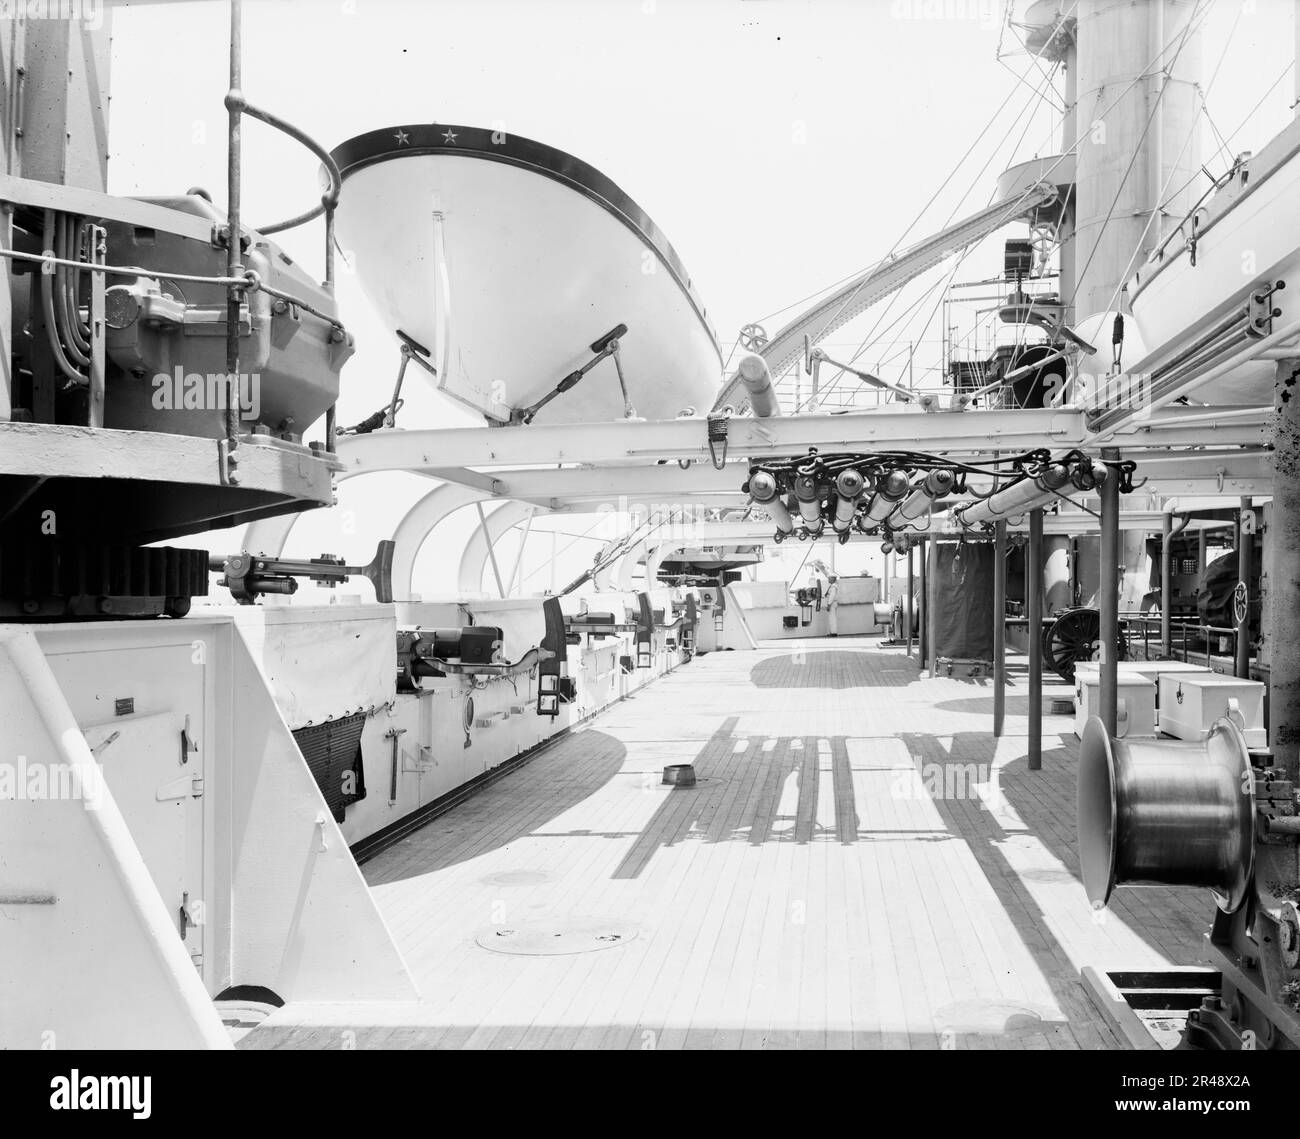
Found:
[1078,714,1300,1048]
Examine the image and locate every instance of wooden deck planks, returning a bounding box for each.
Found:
[242,639,1213,1050]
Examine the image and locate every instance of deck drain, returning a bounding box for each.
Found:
[933,999,1048,1035]
[475,918,638,956]
[480,870,554,887]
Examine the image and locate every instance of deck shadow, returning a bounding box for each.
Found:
[930,694,1047,717]
[749,649,920,689]
[899,728,1211,1023]
[364,729,628,884]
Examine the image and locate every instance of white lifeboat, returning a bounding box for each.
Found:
[330,124,723,424]
[1125,117,1300,408]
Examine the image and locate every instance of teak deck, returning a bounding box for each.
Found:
[242,640,1211,1050]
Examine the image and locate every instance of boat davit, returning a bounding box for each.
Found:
[330,124,724,425]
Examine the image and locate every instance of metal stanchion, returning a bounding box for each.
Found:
[994,519,1006,738]
[1028,508,1044,771]
[1099,447,1121,736]
[906,545,915,657]
[1236,496,1253,679]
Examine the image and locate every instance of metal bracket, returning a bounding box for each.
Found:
[385,727,406,805]
[180,715,197,765]
[513,323,629,424]
[217,436,239,486]
[210,223,251,254]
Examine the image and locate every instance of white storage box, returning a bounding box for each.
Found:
[1074,673,1157,739]
[1158,673,1267,747]
[1076,660,1211,707]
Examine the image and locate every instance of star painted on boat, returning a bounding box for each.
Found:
[394,128,410,145]
[442,128,458,144]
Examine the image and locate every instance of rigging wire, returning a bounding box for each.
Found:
[516,516,612,588]
[818,49,1063,408]
[1157,57,1295,215]
[1061,0,1208,318]
[831,0,1213,372]
[807,0,1217,409]
[808,51,1066,408]
[1088,0,1239,358]
[756,2,1081,346]
[813,58,1068,385]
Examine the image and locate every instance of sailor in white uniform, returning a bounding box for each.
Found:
[825,575,840,636]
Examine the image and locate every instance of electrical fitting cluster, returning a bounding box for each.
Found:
[744,449,1135,549]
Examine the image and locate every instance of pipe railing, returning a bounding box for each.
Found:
[224,0,343,453]
[1120,611,1246,671]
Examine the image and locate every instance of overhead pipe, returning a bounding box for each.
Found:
[952,462,1076,526]
[886,468,955,530]
[793,472,823,535]
[736,353,782,418]
[863,469,911,524]
[832,468,867,533]
[748,469,793,536]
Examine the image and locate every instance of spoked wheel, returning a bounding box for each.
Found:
[1041,607,1128,681]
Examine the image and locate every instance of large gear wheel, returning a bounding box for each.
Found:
[0,540,209,619]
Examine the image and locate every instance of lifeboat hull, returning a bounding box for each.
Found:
[1126,119,1300,407]
[331,124,722,424]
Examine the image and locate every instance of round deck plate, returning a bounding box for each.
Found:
[933,999,1049,1035]
[475,918,638,956]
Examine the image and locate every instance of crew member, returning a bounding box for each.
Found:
[826,574,840,636]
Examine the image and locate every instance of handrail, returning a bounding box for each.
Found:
[1119,610,1246,671]
[225,0,340,452]
[237,98,342,281]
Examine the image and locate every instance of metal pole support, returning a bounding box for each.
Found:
[1267,362,1300,781]
[1028,507,1044,771]
[919,539,929,670]
[1236,496,1253,679]
[1099,447,1121,736]
[222,0,244,483]
[906,545,915,657]
[1161,511,1172,658]
[994,518,1007,738]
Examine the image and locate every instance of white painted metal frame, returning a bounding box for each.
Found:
[458,501,537,594]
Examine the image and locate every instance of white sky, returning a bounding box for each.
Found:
[107,0,1297,598]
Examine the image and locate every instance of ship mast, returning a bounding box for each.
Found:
[1022,0,1203,324]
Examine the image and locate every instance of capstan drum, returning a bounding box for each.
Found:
[1077,715,1256,914]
